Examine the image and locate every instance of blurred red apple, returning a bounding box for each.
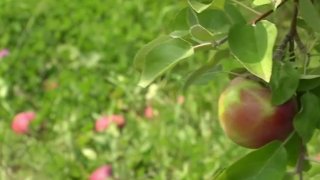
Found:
[11,111,36,134]
[110,115,125,128]
[0,49,9,59]
[95,117,111,132]
[144,106,154,119]
[218,77,297,149]
[89,165,112,180]
[95,115,125,132]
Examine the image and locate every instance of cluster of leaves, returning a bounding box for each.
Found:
[135,0,320,179]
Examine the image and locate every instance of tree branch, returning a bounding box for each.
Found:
[288,0,298,61]
[295,144,306,180]
[273,0,299,61]
[273,33,291,61]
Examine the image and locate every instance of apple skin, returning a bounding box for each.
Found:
[144,106,154,119]
[218,77,298,149]
[89,165,112,180]
[11,111,36,134]
[95,116,111,132]
[95,115,125,132]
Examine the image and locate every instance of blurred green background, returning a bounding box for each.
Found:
[0,0,319,179]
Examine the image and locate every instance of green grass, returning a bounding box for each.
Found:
[1,0,319,179]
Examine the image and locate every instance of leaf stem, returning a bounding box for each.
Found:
[193,36,228,51]
[193,42,212,51]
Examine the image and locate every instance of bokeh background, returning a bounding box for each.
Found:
[1,0,320,179]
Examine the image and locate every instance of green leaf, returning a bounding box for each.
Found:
[224,3,246,24]
[284,132,303,167]
[228,20,277,82]
[212,0,226,9]
[253,0,271,6]
[188,0,213,13]
[169,7,198,32]
[299,0,320,33]
[190,24,214,42]
[217,141,287,180]
[137,37,194,87]
[297,76,320,91]
[183,65,223,90]
[311,85,320,101]
[134,36,171,71]
[273,0,282,8]
[294,92,320,143]
[183,49,230,90]
[197,9,231,37]
[253,0,282,8]
[183,50,230,90]
[270,62,299,105]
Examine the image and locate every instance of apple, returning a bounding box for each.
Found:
[144,106,154,119]
[12,111,36,134]
[110,115,125,128]
[95,115,125,132]
[218,77,298,149]
[0,49,9,59]
[89,165,112,180]
[95,116,111,132]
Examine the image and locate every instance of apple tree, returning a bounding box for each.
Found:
[134,0,320,179]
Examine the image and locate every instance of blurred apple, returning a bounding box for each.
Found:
[218,77,297,148]
[144,106,154,119]
[12,111,36,134]
[110,115,125,128]
[89,165,112,180]
[95,117,111,132]
[0,49,9,59]
[95,115,125,132]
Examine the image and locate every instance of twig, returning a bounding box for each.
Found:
[288,0,299,61]
[273,0,299,61]
[193,36,228,51]
[213,36,228,48]
[193,42,212,51]
[288,39,295,61]
[251,0,289,25]
[273,33,291,61]
[295,144,306,180]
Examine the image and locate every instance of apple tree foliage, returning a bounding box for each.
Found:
[134,0,320,179]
